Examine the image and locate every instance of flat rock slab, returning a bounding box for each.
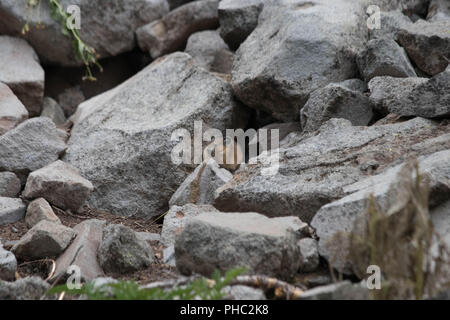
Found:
[64,52,246,218]
[0,82,28,135]
[214,118,450,223]
[0,197,26,225]
[0,118,67,178]
[0,36,44,116]
[23,160,94,213]
[12,221,76,261]
[137,0,220,59]
[175,211,305,280]
[51,219,105,283]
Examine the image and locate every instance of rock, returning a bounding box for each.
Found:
[0,172,21,198]
[357,38,417,82]
[0,83,28,135]
[396,19,450,75]
[163,245,176,267]
[299,281,369,300]
[168,0,195,10]
[58,86,86,118]
[427,0,450,22]
[25,198,61,228]
[98,224,155,274]
[23,160,94,213]
[12,221,75,261]
[218,0,265,50]
[161,204,219,247]
[311,149,450,273]
[137,232,161,242]
[0,118,67,179]
[298,238,319,273]
[300,81,374,133]
[249,122,301,153]
[169,159,233,207]
[210,48,234,74]
[0,197,26,225]
[185,30,231,72]
[214,118,450,223]
[369,67,450,118]
[41,98,67,126]
[0,36,44,116]
[369,10,412,40]
[136,0,220,59]
[231,0,368,121]
[51,219,105,283]
[0,0,169,66]
[0,245,16,281]
[431,201,450,248]
[64,52,246,218]
[175,211,304,280]
[224,285,266,300]
[0,277,49,300]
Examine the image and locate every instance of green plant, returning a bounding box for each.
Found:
[47,267,247,300]
[22,0,102,80]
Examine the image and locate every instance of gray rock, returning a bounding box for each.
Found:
[0,245,16,281]
[51,219,105,283]
[41,98,67,126]
[12,221,76,261]
[169,159,233,207]
[185,30,231,71]
[218,0,265,50]
[369,10,412,40]
[0,197,26,225]
[168,0,195,10]
[64,52,246,218]
[58,86,85,118]
[369,68,450,118]
[300,82,374,133]
[0,36,44,116]
[175,211,303,280]
[397,19,450,75]
[427,0,450,22]
[232,0,368,121]
[98,224,155,274]
[311,149,450,273]
[299,238,319,273]
[357,38,417,81]
[431,201,450,248]
[0,118,67,178]
[214,118,450,223]
[299,281,369,300]
[210,48,234,74]
[0,0,169,66]
[0,82,28,135]
[161,204,218,247]
[224,285,266,300]
[0,172,21,198]
[25,198,61,228]
[23,160,94,213]
[136,0,220,59]
[137,232,161,242]
[163,245,176,267]
[0,276,49,300]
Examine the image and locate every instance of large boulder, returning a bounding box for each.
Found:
[0,197,26,225]
[0,36,44,116]
[0,0,169,66]
[0,172,21,198]
[50,219,105,283]
[0,83,28,136]
[64,52,247,218]
[12,221,76,261]
[214,118,450,223]
[0,118,67,179]
[23,160,94,213]
[218,0,265,50]
[136,0,220,59]
[98,224,155,274]
[300,80,373,133]
[396,19,450,76]
[369,67,450,118]
[231,0,369,121]
[311,149,450,273]
[175,211,304,280]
